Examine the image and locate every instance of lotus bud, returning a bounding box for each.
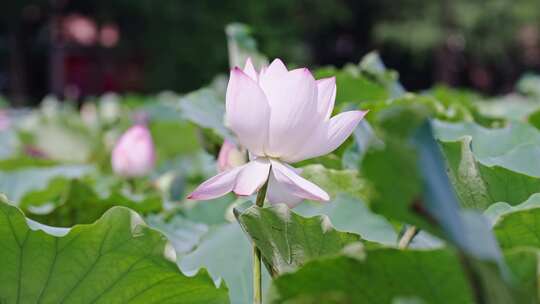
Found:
[111,124,156,177]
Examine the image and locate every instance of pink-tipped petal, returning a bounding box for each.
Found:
[243,58,258,81]
[187,166,244,200]
[316,77,336,121]
[233,158,271,196]
[284,110,368,163]
[269,160,329,203]
[226,68,270,156]
[261,68,319,159]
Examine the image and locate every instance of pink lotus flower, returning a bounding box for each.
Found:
[188,59,367,207]
[111,124,156,178]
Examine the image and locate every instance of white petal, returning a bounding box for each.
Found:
[233,158,271,196]
[243,58,258,81]
[266,170,304,208]
[316,77,336,121]
[187,166,244,200]
[268,160,329,204]
[284,110,368,163]
[261,68,319,158]
[226,68,270,156]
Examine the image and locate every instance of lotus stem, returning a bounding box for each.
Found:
[253,181,268,304]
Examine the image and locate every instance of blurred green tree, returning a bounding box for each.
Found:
[90,0,351,92]
[373,0,540,90]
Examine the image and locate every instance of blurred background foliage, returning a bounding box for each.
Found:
[1,0,540,105]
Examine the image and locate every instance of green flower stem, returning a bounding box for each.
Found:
[253,181,268,304]
[398,226,418,249]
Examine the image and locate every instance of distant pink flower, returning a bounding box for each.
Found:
[24,145,47,159]
[0,110,10,131]
[63,14,98,46]
[217,139,247,172]
[111,124,156,177]
[188,59,367,207]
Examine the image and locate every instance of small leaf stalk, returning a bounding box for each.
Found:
[398,225,418,249]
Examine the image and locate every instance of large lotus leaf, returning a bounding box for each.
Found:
[178,88,233,140]
[480,143,540,177]
[358,51,406,98]
[236,204,361,276]
[268,248,475,304]
[19,178,162,227]
[182,194,237,226]
[0,197,228,304]
[299,165,367,201]
[433,120,540,172]
[0,157,59,171]
[294,195,398,246]
[361,137,428,229]
[0,165,92,203]
[314,66,389,105]
[439,137,540,209]
[477,94,540,121]
[149,120,201,162]
[363,121,515,303]
[485,193,540,225]
[413,123,503,260]
[146,213,209,256]
[33,123,94,163]
[415,122,520,304]
[503,248,540,303]
[179,222,271,304]
[494,206,540,249]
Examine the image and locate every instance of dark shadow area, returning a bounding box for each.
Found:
[1,0,539,105]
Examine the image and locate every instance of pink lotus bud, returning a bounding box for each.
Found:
[217,139,247,172]
[111,124,156,177]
